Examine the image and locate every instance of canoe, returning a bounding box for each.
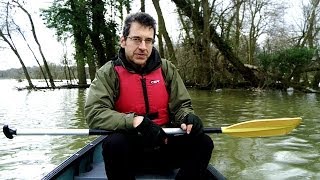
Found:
[42,135,226,180]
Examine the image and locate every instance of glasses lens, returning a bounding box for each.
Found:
[128,37,154,45]
[145,39,154,45]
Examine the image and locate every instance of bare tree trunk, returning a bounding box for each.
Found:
[192,0,213,88]
[247,0,263,65]
[140,0,145,12]
[90,0,108,67]
[75,46,87,85]
[89,0,117,68]
[177,9,191,41]
[312,71,320,89]
[62,54,72,84]
[152,0,177,63]
[1,2,34,88]
[301,0,320,48]
[157,33,165,58]
[70,0,87,85]
[87,47,96,82]
[63,64,69,84]
[67,65,73,84]
[234,0,245,56]
[199,0,212,87]
[125,0,131,14]
[0,31,34,89]
[16,27,49,87]
[14,0,56,88]
[155,2,165,57]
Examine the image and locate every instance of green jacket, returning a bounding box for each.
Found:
[85,48,194,130]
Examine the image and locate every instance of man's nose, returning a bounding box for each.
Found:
[138,40,147,49]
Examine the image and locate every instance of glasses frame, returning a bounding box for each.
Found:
[126,36,155,46]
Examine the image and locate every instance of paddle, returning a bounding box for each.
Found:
[3,117,301,139]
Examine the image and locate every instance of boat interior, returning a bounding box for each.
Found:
[74,161,179,180]
[43,136,225,180]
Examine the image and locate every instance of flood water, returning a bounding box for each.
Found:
[0,79,319,179]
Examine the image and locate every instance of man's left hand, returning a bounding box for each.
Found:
[181,114,204,136]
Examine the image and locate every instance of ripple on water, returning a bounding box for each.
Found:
[242,162,315,180]
[265,136,319,166]
[265,136,311,150]
[273,151,310,164]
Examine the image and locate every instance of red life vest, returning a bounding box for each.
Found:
[114,66,169,126]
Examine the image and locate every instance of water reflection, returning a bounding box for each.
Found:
[73,89,88,128]
[0,80,319,179]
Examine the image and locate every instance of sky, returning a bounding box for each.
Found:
[0,0,303,71]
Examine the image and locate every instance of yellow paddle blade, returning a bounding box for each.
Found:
[221,117,302,138]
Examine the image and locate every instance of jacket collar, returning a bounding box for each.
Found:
[117,47,161,74]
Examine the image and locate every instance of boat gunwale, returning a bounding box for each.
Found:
[42,135,106,180]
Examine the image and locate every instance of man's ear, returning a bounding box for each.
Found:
[120,36,126,48]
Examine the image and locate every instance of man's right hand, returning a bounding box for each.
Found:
[135,116,167,147]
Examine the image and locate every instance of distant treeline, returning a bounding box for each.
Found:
[0,64,82,80]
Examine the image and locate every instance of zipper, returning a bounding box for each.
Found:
[140,75,150,115]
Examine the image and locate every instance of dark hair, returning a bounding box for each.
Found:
[122,12,156,38]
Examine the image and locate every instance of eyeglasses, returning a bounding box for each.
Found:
[127,36,155,46]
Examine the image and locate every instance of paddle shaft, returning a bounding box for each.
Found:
[3,125,222,139]
[90,128,222,135]
[3,117,301,139]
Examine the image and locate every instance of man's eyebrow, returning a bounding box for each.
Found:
[129,36,153,39]
[130,36,141,38]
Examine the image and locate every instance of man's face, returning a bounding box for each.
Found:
[120,22,154,67]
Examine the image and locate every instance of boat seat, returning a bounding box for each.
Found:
[74,162,178,180]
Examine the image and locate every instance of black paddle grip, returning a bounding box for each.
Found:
[3,125,16,139]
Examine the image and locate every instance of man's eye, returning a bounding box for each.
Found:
[132,38,141,41]
[145,39,152,43]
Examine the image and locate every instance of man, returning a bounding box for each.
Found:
[85,12,214,180]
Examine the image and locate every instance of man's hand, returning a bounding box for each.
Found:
[135,116,167,147]
[181,114,204,136]
[133,116,144,128]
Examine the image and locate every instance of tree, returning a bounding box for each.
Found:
[0,1,34,88]
[172,0,261,87]
[257,47,315,88]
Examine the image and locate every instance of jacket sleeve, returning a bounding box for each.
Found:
[162,59,194,125]
[84,62,135,130]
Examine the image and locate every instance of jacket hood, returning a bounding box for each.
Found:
[116,47,162,74]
